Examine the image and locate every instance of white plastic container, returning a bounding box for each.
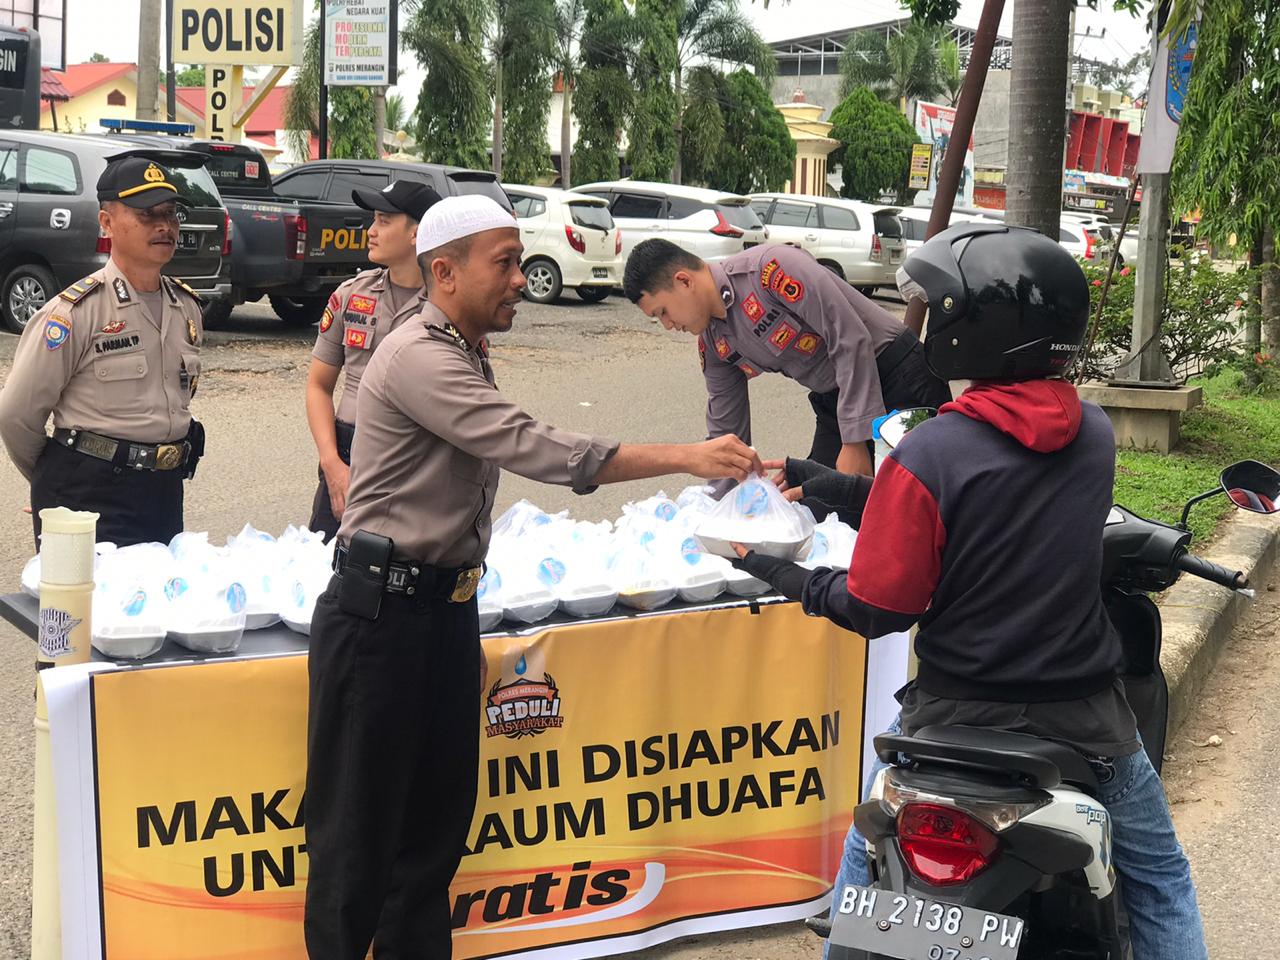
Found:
[724,567,771,597]
[616,581,678,611]
[502,589,559,625]
[167,580,247,654]
[677,569,727,604]
[559,584,618,618]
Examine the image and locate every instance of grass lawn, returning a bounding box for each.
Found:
[1112,371,1280,543]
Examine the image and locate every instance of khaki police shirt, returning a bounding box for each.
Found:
[0,260,203,480]
[699,244,904,446]
[337,301,620,567]
[311,267,427,424]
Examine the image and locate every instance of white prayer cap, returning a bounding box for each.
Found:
[415,195,518,256]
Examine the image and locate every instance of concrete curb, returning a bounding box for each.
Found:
[1159,510,1280,736]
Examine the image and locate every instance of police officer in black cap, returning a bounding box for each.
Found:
[0,154,206,547]
[305,180,440,539]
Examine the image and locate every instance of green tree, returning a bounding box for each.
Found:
[937,37,961,106]
[572,0,634,184]
[285,21,380,160]
[628,0,680,181]
[1172,0,1280,354]
[698,69,793,194]
[89,52,109,63]
[494,0,557,183]
[827,85,919,202]
[175,65,205,86]
[672,0,774,183]
[402,0,491,168]
[838,22,946,116]
[385,93,407,133]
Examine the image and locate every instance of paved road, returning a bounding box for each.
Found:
[1,291,1268,959]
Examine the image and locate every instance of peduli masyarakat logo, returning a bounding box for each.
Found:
[485,647,563,740]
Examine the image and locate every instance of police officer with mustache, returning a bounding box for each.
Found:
[0,154,206,547]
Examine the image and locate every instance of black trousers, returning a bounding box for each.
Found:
[807,330,952,467]
[29,440,183,550]
[308,419,355,542]
[304,583,482,960]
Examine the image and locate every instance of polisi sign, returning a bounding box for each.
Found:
[171,1,304,66]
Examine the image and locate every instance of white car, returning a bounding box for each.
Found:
[747,193,907,294]
[570,181,767,264]
[504,186,624,304]
[897,206,996,255]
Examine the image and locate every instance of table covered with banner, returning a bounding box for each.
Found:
[2,591,909,960]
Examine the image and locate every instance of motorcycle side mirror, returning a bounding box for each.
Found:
[876,407,938,450]
[1220,460,1280,515]
[1178,459,1280,529]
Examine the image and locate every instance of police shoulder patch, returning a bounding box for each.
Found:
[57,276,102,306]
[168,277,204,303]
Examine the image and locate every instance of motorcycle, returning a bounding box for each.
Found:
[814,408,1280,960]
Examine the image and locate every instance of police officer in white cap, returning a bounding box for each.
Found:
[303,195,760,959]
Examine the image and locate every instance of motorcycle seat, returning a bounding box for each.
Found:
[876,724,1101,793]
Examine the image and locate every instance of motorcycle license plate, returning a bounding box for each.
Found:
[829,885,1025,960]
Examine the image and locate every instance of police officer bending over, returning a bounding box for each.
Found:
[304,195,760,960]
[305,179,439,540]
[624,239,952,477]
[0,155,205,548]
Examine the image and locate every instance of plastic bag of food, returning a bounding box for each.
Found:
[90,543,174,660]
[476,566,506,631]
[801,515,858,571]
[163,554,248,654]
[491,500,566,540]
[484,538,560,626]
[608,541,678,612]
[694,476,816,560]
[225,524,284,630]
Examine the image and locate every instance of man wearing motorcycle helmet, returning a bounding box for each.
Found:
[734,223,1208,959]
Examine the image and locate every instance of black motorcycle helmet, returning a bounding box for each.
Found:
[897,221,1090,381]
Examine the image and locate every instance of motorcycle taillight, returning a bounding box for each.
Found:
[897,802,999,886]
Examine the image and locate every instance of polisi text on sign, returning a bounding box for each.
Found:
[172,1,304,66]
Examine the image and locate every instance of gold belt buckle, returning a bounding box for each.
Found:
[155,444,183,471]
[450,567,482,603]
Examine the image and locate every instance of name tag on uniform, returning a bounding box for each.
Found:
[346,327,371,350]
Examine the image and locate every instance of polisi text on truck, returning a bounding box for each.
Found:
[180,6,288,54]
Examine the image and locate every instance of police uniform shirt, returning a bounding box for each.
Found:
[337,302,620,567]
[699,244,904,446]
[0,260,203,479]
[311,267,427,423]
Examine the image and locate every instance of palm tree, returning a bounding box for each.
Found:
[937,36,962,107]
[838,22,946,116]
[552,0,586,185]
[385,93,408,134]
[673,0,775,183]
[401,0,491,169]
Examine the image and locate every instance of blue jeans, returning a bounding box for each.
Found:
[826,716,1207,960]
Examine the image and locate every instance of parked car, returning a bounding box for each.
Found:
[0,131,229,333]
[747,193,907,295]
[896,206,995,255]
[504,185,623,304]
[570,180,766,264]
[1058,218,1106,263]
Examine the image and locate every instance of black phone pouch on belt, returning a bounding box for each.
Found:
[338,530,394,620]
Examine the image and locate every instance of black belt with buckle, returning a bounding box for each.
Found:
[52,427,190,472]
[333,543,483,602]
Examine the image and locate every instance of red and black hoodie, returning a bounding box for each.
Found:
[747,379,1124,703]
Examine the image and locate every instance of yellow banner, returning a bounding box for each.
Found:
[909,143,934,192]
[92,603,865,959]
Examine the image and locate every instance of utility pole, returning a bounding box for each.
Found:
[136,0,161,120]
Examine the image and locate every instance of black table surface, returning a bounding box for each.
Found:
[1,590,786,667]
